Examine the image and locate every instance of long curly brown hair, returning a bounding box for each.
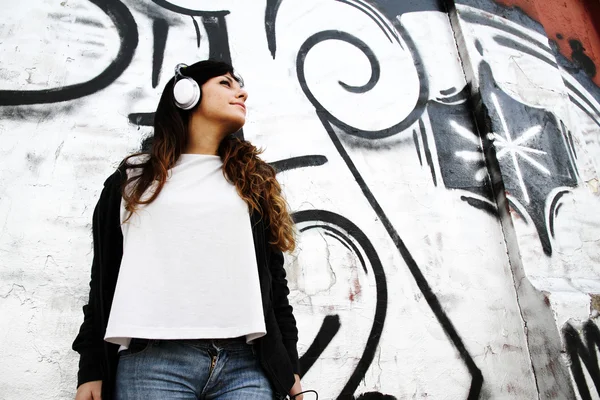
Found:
[121,60,295,252]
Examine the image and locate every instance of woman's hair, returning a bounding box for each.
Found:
[121,60,295,252]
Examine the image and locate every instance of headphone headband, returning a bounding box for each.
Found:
[174,63,187,78]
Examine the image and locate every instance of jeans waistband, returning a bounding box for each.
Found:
[132,336,247,347]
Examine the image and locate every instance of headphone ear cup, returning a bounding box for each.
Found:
[173,78,201,110]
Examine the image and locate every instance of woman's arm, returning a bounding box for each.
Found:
[268,247,300,373]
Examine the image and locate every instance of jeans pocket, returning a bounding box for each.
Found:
[119,339,153,359]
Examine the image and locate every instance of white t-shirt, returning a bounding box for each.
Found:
[104,154,266,347]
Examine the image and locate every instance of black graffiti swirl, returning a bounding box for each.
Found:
[296,28,428,140]
[0,0,138,106]
[292,209,388,399]
[297,25,482,399]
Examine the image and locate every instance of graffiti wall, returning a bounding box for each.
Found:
[451,0,600,398]
[0,0,598,399]
[494,0,600,88]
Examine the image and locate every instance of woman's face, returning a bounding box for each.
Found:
[196,73,248,134]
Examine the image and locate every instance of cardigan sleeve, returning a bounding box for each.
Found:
[269,247,300,374]
[71,171,122,387]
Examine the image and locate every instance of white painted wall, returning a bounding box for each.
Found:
[0,0,598,399]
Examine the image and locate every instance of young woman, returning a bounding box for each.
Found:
[73,60,303,400]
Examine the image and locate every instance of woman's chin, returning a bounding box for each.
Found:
[225,118,246,134]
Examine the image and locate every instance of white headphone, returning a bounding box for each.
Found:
[173,63,201,110]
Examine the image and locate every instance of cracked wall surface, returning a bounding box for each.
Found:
[0,0,599,399]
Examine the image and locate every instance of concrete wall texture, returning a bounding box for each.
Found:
[0,0,599,399]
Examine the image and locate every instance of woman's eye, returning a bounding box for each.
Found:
[220,80,231,87]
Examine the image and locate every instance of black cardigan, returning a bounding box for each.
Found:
[72,166,299,400]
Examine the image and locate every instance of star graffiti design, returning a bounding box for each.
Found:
[490,92,549,204]
[431,61,579,255]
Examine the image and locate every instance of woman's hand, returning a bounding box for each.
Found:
[289,374,303,399]
[75,381,102,400]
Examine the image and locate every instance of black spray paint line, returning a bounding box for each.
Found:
[563,320,600,400]
[82,40,107,47]
[460,196,499,218]
[296,28,429,140]
[293,209,387,398]
[568,131,577,159]
[151,0,221,16]
[440,87,458,96]
[82,51,104,59]
[559,120,580,178]
[152,18,169,89]
[317,111,483,399]
[324,231,354,253]
[563,69,600,119]
[459,9,553,54]
[355,392,398,400]
[303,224,368,274]
[298,314,341,377]
[192,17,201,48]
[419,118,437,187]
[128,112,154,127]
[48,12,105,28]
[336,0,396,45]
[150,1,232,64]
[0,0,138,106]
[435,85,469,104]
[308,31,380,94]
[555,203,563,215]
[567,95,600,128]
[78,17,106,28]
[413,130,423,166]
[363,0,443,16]
[339,49,380,94]
[265,0,283,59]
[563,80,600,127]
[202,12,233,65]
[270,155,328,173]
[506,197,529,225]
[548,190,570,238]
[492,36,558,68]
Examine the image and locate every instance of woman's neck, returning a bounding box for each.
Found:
[183,139,220,155]
[185,116,224,155]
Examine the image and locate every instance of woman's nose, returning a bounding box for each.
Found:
[237,88,248,101]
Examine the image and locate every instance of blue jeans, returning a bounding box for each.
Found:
[114,338,273,399]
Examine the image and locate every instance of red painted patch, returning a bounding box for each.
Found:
[348,277,362,302]
[494,0,600,87]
